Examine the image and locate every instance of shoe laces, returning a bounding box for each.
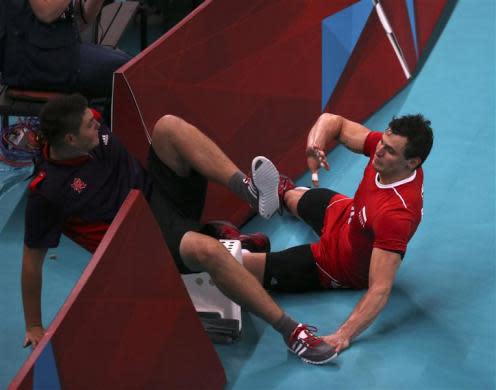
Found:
[244,174,259,199]
[290,324,323,348]
[277,175,295,215]
[278,175,295,198]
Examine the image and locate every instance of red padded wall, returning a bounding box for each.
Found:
[112,0,451,226]
[415,0,450,55]
[9,191,225,390]
[381,0,419,71]
[10,371,32,390]
[113,0,354,225]
[324,10,408,120]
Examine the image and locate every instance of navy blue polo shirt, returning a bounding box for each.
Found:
[25,128,152,252]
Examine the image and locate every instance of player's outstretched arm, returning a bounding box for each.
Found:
[306,113,371,186]
[21,245,48,349]
[322,248,401,353]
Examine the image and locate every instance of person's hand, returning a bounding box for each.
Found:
[322,332,350,354]
[24,326,45,349]
[306,144,330,187]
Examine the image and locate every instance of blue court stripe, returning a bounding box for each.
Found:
[33,341,62,390]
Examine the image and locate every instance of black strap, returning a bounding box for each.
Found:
[198,312,241,345]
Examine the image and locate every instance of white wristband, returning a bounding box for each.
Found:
[312,172,319,182]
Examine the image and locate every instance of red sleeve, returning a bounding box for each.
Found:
[372,210,419,254]
[363,131,383,157]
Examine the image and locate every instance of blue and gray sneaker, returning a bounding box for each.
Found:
[287,324,338,365]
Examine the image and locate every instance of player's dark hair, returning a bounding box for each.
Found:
[389,114,433,167]
[39,94,88,146]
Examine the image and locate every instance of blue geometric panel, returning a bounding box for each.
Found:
[406,0,419,56]
[321,0,374,110]
[33,341,61,390]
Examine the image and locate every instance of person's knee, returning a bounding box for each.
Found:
[151,114,193,176]
[152,114,183,143]
[180,232,225,271]
[285,188,308,215]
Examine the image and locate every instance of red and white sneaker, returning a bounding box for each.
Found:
[287,324,338,365]
[206,220,271,253]
[205,220,240,240]
[239,232,271,253]
[277,175,296,214]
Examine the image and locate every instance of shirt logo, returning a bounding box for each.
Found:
[348,206,355,224]
[358,206,367,228]
[348,205,367,227]
[102,134,109,146]
[71,178,87,194]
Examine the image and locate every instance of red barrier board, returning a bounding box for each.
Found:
[9,190,225,390]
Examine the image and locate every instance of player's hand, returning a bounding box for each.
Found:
[24,326,45,349]
[322,332,350,354]
[306,144,330,187]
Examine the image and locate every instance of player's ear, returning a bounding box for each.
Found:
[64,132,76,146]
[407,157,421,171]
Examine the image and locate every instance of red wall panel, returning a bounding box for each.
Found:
[112,0,451,226]
[415,0,449,55]
[9,191,225,390]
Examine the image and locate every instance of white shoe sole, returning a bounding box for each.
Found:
[288,347,338,365]
[300,351,338,365]
[251,156,280,219]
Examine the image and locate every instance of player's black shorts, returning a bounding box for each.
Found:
[264,245,323,292]
[297,188,340,235]
[263,188,341,292]
[147,146,208,273]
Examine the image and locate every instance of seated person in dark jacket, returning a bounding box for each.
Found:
[1,0,131,99]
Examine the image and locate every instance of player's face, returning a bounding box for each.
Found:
[73,109,100,152]
[372,129,411,178]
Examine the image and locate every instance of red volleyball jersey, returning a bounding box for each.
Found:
[311,131,423,289]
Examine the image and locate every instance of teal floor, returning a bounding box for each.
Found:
[1,1,495,389]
